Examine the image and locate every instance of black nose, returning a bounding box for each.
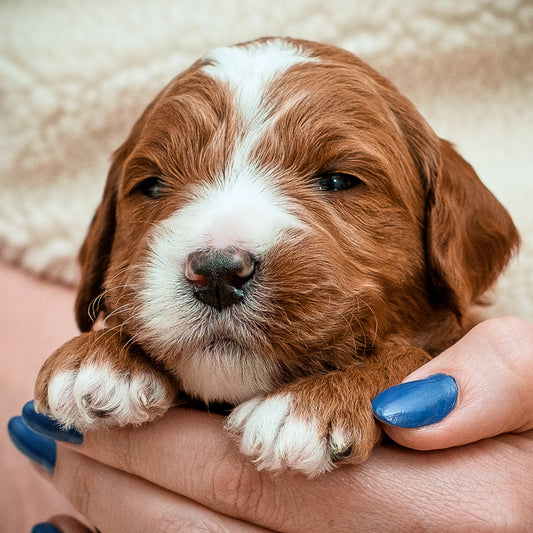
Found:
[184,249,256,310]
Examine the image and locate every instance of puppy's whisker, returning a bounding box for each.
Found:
[340,305,360,358]
[86,264,144,324]
[355,296,379,351]
[104,302,136,323]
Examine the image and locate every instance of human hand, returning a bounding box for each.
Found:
[9,317,533,532]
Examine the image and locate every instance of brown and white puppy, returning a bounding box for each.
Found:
[35,38,519,477]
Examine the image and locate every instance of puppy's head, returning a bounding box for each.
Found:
[75,38,519,404]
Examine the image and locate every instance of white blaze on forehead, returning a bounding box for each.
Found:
[146,38,312,257]
[202,39,317,183]
[144,41,313,282]
[202,39,316,126]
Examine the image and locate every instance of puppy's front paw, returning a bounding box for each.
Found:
[225,389,380,477]
[35,332,174,432]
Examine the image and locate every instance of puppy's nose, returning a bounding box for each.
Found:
[184,249,256,310]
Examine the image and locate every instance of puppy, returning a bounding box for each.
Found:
[35,37,519,477]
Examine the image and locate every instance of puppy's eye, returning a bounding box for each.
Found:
[317,173,362,192]
[134,176,166,199]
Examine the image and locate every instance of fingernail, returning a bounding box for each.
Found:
[31,523,62,533]
[7,416,56,473]
[22,400,83,444]
[372,374,458,428]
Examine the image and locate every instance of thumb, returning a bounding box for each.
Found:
[372,316,533,450]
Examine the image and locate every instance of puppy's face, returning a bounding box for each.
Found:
[77,38,518,405]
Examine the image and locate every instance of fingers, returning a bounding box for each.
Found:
[10,401,533,532]
[42,446,271,533]
[70,409,290,529]
[9,408,274,531]
[11,315,533,530]
[56,422,533,533]
[372,316,533,450]
[36,407,371,532]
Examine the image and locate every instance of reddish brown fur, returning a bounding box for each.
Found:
[35,38,519,468]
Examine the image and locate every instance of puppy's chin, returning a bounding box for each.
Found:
[172,337,280,404]
[131,294,283,403]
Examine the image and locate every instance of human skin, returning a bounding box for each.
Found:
[4,263,533,532]
[39,402,533,532]
[0,262,85,532]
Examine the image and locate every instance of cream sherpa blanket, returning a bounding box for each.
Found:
[1,0,532,319]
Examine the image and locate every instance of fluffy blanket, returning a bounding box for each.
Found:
[1,0,532,319]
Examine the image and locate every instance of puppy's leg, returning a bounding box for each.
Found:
[34,331,175,432]
[226,342,431,477]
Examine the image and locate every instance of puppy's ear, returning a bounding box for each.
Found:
[425,140,519,320]
[74,95,161,331]
[74,154,122,331]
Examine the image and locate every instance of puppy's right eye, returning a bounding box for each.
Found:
[134,176,166,199]
[317,173,362,192]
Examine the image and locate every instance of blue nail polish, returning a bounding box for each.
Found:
[22,400,83,444]
[31,523,62,533]
[372,374,458,428]
[7,416,56,473]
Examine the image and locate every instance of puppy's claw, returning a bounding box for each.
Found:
[330,445,352,463]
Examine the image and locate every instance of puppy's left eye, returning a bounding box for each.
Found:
[317,173,362,192]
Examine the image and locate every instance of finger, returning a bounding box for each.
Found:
[14,405,533,531]
[59,421,533,533]
[39,445,271,533]
[372,316,533,450]
[37,408,355,532]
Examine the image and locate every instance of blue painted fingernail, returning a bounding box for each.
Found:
[22,400,83,444]
[31,523,62,533]
[372,374,458,428]
[7,416,56,473]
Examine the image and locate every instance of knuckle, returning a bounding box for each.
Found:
[477,316,533,431]
[502,315,533,348]
[63,459,96,518]
[111,428,144,474]
[476,316,533,375]
[208,452,270,519]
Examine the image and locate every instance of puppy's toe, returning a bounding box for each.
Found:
[226,394,333,477]
[227,393,381,476]
[46,364,172,431]
[328,427,355,463]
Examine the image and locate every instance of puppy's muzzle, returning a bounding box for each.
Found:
[185,248,257,310]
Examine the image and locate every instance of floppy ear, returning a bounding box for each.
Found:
[74,156,121,332]
[74,94,162,331]
[425,140,520,320]
[377,69,519,321]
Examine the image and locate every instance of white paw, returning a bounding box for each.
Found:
[46,364,172,431]
[225,394,353,477]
